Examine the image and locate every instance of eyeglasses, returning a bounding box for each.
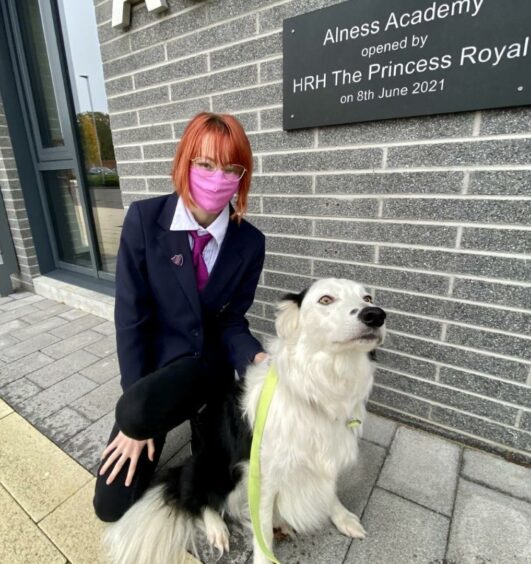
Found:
[190,156,246,181]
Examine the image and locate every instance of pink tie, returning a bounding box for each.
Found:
[188,230,213,291]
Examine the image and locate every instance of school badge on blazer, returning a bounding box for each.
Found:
[171,254,184,266]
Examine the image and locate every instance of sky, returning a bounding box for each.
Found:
[58,0,109,114]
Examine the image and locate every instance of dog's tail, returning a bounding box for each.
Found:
[102,468,198,564]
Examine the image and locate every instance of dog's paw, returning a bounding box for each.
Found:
[203,508,230,554]
[332,510,366,539]
[273,522,295,541]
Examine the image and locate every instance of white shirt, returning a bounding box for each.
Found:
[169,195,229,274]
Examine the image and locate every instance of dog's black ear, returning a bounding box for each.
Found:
[281,287,308,308]
[368,350,377,361]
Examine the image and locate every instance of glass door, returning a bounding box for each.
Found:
[6,0,123,281]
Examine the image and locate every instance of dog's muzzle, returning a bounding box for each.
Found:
[358,306,386,328]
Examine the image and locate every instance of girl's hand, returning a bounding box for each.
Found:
[253,352,269,365]
[99,430,155,487]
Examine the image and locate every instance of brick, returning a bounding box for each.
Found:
[263,253,312,275]
[249,174,313,194]
[319,112,474,146]
[316,171,463,194]
[462,448,531,502]
[316,219,457,246]
[263,195,378,218]
[378,289,530,334]
[170,64,257,102]
[103,45,165,79]
[259,0,340,33]
[260,58,282,82]
[314,261,450,295]
[262,147,382,173]
[248,129,315,153]
[114,145,142,161]
[117,160,171,177]
[264,271,312,292]
[344,488,449,563]
[248,315,274,335]
[446,325,531,361]
[260,106,282,129]
[387,311,442,339]
[447,480,531,564]
[0,332,59,363]
[371,385,432,417]
[439,367,531,409]
[387,333,528,382]
[135,54,207,89]
[431,407,531,452]
[267,235,374,263]
[479,106,531,135]
[99,34,131,62]
[138,98,209,126]
[108,85,169,112]
[379,246,528,282]
[166,14,257,60]
[129,5,209,51]
[209,0,277,21]
[35,407,91,446]
[460,227,531,254]
[25,349,100,388]
[520,412,531,432]
[388,139,531,168]
[376,349,437,380]
[41,330,104,360]
[452,278,531,310]
[17,373,97,423]
[105,75,133,96]
[109,111,138,129]
[375,368,518,425]
[212,82,282,112]
[112,124,172,145]
[71,378,122,421]
[250,215,312,236]
[378,427,460,514]
[211,32,282,71]
[468,170,531,195]
[79,353,119,385]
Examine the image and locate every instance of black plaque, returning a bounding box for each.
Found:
[283,0,531,130]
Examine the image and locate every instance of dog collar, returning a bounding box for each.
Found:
[347,418,362,429]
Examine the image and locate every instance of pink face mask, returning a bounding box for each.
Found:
[188,166,240,214]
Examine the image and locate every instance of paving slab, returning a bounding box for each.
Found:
[462,448,531,503]
[447,479,531,564]
[79,352,120,384]
[17,373,98,423]
[39,478,108,564]
[361,412,397,448]
[71,377,122,421]
[0,411,92,521]
[0,350,54,387]
[40,329,104,360]
[0,377,42,408]
[377,426,461,515]
[36,406,93,446]
[0,397,13,419]
[0,484,66,564]
[83,334,117,358]
[344,487,450,564]
[0,332,60,362]
[25,349,100,388]
[10,315,69,341]
[63,411,116,471]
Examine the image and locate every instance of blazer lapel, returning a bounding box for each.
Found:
[156,192,201,320]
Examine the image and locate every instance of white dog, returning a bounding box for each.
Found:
[103,278,386,564]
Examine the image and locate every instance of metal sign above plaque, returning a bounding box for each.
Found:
[283,0,531,130]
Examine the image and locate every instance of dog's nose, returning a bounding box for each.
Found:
[359,306,386,327]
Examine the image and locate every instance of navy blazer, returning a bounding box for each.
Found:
[114,191,266,392]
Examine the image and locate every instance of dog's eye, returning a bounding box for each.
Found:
[318,295,334,305]
[363,295,373,303]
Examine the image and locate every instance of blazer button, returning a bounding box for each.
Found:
[192,329,199,337]
[193,351,200,358]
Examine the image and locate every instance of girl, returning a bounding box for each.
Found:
[93,112,268,522]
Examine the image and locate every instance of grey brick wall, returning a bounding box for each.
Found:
[0,93,37,291]
[93,0,531,459]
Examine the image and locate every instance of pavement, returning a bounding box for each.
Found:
[0,289,530,564]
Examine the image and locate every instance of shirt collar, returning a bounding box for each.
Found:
[169,195,230,247]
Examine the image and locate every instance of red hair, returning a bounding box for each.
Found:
[171,112,253,225]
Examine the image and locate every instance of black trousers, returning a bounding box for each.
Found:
[92,354,230,522]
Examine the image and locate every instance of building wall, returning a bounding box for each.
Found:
[93,0,531,458]
[0,93,37,291]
